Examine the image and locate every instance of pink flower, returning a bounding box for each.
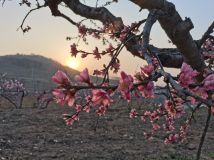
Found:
[96,105,107,116]
[78,25,87,36]
[152,123,160,131]
[138,81,154,98]
[52,89,66,105]
[52,89,75,107]
[75,68,90,84]
[118,71,134,101]
[83,105,90,113]
[144,111,151,116]
[164,116,175,130]
[164,134,179,144]
[65,91,76,106]
[52,70,70,85]
[187,96,196,105]
[129,108,137,118]
[141,116,146,122]
[92,89,112,106]
[192,87,208,99]
[70,43,78,57]
[93,47,101,60]
[178,63,198,87]
[164,100,176,117]
[63,114,79,125]
[75,104,82,112]
[164,100,184,118]
[180,125,188,138]
[203,74,214,91]
[141,64,154,76]
[150,111,160,122]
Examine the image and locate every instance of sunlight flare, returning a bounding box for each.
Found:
[66,57,79,69]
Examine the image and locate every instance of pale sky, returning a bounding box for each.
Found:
[0,0,214,76]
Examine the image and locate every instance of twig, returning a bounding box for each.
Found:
[198,21,214,47]
[18,4,47,33]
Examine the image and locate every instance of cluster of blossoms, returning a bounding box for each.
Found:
[52,60,214,143]
[0,78,25,92]
[129,95,188,144]
[178,63,214,101]
[53,17,214,145]
[52,63,156,125]
[0,75,26,108]
[202,38,214,68]
[202,38,214,54]
[52,69,113,125]
[68,21,143,76]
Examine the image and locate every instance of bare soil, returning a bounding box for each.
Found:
[0,99,213,160]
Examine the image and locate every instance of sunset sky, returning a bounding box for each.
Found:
[0,0,214,76]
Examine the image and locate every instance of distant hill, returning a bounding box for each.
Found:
[0,54,79,91]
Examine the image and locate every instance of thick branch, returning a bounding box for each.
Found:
[130,0,206,75]
[130,0,166,10]
[141,10,158,64]
[152,47,183,68]
[63,0,184,68]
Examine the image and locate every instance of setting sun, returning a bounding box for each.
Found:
[66,58,79,69]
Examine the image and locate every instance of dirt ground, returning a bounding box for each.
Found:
[0,98,213,160]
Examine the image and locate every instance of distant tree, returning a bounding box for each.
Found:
[0,74,26,108]
[34,90,53,108]
[2,0,213,159]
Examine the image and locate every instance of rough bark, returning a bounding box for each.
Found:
[130,0,206,74]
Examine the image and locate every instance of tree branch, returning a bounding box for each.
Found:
[141,10,159,64]
[130,0,207,76]
[18,4,47,33]
[62,0,184,68]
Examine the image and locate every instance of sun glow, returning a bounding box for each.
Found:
[66,58,79,69]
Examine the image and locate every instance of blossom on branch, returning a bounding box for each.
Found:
[129,108,137,118]
[52,70,70,85]
[75,68,91,84]
[92,89,112,107]
[178,63,198,87]
[138,81,154,98]
[70,43,78,57]
[52,89,76,107]
[118,71,134,101]
[141,64,154,76]
[203,74,214,91]
[93,47,101,60]
[52,71,76,107]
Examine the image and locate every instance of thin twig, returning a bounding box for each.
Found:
[18,4,47,33]
[198,21,214,47]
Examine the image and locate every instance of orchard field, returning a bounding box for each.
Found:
[0,97,213,160]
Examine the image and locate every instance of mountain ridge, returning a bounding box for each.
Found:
[0,54,79,91]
